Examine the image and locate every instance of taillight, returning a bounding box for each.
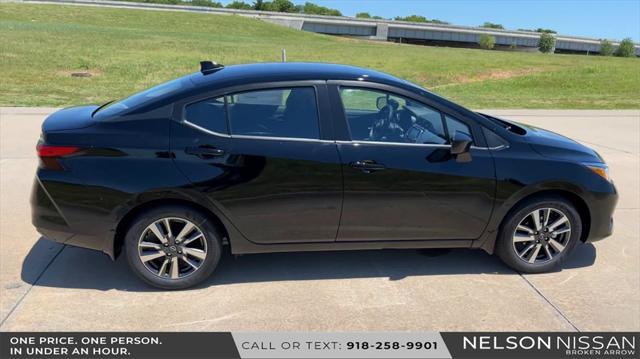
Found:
[37,144,80,158]
[36,144,81,170]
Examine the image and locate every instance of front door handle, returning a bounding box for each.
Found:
[349,160,386,173]
[185,145,225,159]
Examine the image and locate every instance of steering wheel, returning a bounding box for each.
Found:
[370,100,401,141]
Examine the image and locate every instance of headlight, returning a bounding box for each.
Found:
[584,162,611,182]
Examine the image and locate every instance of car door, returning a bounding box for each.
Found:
[329,83,496,241]
[171,82,343,244]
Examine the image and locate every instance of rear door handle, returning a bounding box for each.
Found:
[349,160,386,173]
[185,145,225,158]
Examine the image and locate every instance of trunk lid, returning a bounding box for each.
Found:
[42,105,99,132]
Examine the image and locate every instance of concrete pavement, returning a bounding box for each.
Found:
[1,108,638,331]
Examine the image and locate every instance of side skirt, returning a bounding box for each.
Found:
[229,239,473,255]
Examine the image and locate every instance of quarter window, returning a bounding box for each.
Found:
[185,96,227,134]
[339,88,447,145]
[227,88,320,139]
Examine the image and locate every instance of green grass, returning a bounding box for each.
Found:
[1,3,639,108]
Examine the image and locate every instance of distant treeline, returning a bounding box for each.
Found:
[112,0,637,55]
[114,0,342,16]
[112,0,554,29]
[111,0,554,29]
[113,0,449,21]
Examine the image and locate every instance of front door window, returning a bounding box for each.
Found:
[339,87,449,145]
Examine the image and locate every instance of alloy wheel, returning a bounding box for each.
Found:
[512,208,571,264]
[137,217,208,279]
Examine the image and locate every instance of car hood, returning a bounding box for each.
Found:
[42,105,99,132]
[518,122,602,163]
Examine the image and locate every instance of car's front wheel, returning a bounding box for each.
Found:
[124,205,222,289]
[496,196,582,273]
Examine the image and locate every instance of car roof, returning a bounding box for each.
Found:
[109,61,494,136]
[188,62,427,94]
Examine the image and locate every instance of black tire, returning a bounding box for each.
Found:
[124,205,222,290]
[496,196,582,273]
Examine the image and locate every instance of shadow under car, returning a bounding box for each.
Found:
[21,237,597,292]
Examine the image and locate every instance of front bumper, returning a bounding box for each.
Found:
[584,183,618,242]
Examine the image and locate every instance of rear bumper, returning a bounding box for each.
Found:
[584,183,618,242]
[30,176,114,258]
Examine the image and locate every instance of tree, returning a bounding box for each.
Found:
[301,2,341,16]
[538,32,556,53]
[599,39,614,56]
[190,0,222,7]
[356,12,371,18]
[536,28,556,34]
[478,34,496,50]
[481,22,504,29]
[395,15,428,23]
[393,15,448,23]
[226,1,253,9]
[615,38,636,57]
[271,0,295,12]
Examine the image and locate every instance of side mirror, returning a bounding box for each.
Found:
[450,132,473,162]
[376,96,387,110]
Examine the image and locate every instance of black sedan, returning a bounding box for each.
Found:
[31,61,618,289]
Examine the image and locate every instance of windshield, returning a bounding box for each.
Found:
[94,77,185,118]
[477,112,527,135]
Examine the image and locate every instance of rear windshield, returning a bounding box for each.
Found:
[94,77,185,118]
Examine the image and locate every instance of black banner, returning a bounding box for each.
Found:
[0,332,240,359]
[1,332,638,359]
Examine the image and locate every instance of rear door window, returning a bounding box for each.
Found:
[185,96,227,134]
[227,87,320,140]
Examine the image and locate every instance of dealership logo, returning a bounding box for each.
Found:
[462,334,636,357]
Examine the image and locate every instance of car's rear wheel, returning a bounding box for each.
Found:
[124,205,222,289]
[496,196,582,273]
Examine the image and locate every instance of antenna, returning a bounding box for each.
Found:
[200,61,224,75]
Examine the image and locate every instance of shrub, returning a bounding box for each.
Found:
[538,32,556,53]
[356,12,371,18]
[599,40,614,56]
[615,38,636,57]
[226,1,253,9]
[481,22,504,29]
[478,34,496,50]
